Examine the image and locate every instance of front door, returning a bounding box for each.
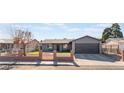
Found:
[56,45,60,51]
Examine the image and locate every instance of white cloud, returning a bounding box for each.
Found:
[95,23,112,28]
[0,30,10,39]
[36,26,52,31]
[43,23,67,29]
[66,27,104,38]
[82,28,103,32]
[67,28,82,32]
[67,27,103,33]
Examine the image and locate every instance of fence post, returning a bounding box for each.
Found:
[39,50,42,60]
[53,50,57,66]
[71,50,74,58]
[53,50,57,60]
[121,50,124,61]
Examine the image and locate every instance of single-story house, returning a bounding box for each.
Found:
[41,36,102,54]
[102,38,124,54]
[26,39,39,52]
[103,38,124,49]
[0,39,39,53]
[41,39,72,52]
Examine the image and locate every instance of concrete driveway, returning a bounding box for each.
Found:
[75,54,124,66]
[75,54,119,62]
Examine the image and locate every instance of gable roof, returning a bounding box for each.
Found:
[42,39,73,44]
[71,35,101,42]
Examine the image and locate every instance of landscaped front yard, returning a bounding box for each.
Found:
[27,51,71,57]
[27,51,39,55]
[56,52,71,57]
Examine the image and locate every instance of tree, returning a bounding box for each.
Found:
[10,29,32,56]
[102,28,112,42]
[111,23,123,38]
[102,23,123,42]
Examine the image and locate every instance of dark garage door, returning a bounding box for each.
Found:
[75,43,99,54]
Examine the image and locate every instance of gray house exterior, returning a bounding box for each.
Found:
[41,36,102,54]
[41,39,72,52]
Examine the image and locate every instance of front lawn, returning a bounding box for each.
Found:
[27,51,39,55]
[27,51,71,57]
[56,52,71,57]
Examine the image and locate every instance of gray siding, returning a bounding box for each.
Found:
[75,43,99,54]
[72,36,101,54]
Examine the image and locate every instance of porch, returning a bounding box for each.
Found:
[41,43,71,52]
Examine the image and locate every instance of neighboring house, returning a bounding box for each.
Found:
[41,39,73,52]
[0,39,39,53]
[103,38,124,49]
[26,39,39,52]
[0,39,14,52]
[102,38,124,54]
[41,36,102,54]
[13,39,40,53]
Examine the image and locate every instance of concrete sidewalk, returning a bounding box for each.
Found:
[0,60,124,70]
[1,53,124,70]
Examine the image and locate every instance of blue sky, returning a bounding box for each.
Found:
[0,23,124,41]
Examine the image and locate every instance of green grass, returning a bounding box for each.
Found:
[57,53,71,57]
[27,51,71,57]
[27,51,39,55]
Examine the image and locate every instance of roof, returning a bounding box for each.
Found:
[0,39,14,44]
[106,38,124,42]
[42,39,73,44]
[71,35,101,42]
[106,38,124,45]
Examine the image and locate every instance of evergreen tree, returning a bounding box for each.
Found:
[102,23,123,42]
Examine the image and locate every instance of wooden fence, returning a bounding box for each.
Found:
[0,50,74,62]
[102,47,124,61]
[39,50,74,62]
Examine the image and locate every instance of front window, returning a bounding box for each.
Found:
[63,44,68,49]
[47,44,53,51]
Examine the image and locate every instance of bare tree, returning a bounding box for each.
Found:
[10,28,32,56]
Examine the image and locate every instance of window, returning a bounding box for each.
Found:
[47,44,53,50]
[63,44,68,49]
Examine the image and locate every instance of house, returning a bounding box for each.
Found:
[41,36,102,54]
[102,38,124,54]
[41,39,72,52]
[26,39,39,52]
[0,39,39,53]
[0,39,14,52]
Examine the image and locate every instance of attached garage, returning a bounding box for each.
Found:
[71,36,101,54]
